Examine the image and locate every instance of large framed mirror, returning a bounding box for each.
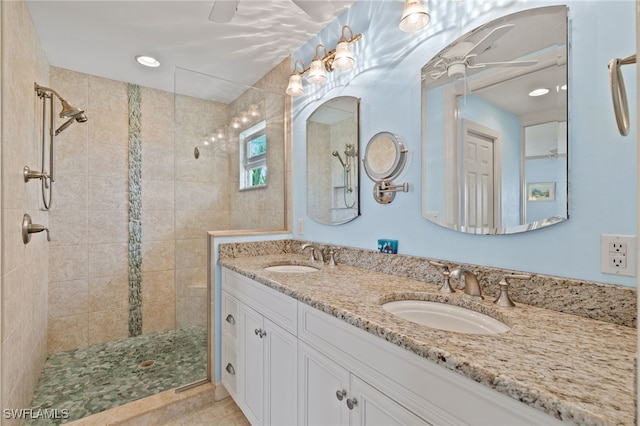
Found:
[307,96,360,225]
[421,6,568,234]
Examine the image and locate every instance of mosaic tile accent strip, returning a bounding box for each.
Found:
[128,83,143,337]
[27,326,207,425]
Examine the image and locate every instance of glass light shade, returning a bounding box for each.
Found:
[332,41,355,70]
[216,128,225,139]
[249,104,260,117]
[308,59,328,84]
[399,0,430,33]
[231,117,240,129]
[286,73,304,96]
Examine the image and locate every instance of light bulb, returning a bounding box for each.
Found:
[399,0,430,33]
[332,41,355,70]
[286,73,304,96]
[308,59,328,84]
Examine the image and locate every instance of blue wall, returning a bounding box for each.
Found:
[291,0,637,287]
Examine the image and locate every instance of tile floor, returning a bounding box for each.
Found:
[27,326,207,425]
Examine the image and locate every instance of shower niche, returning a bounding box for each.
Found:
[306,96,361,225]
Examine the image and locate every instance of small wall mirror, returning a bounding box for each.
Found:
[363,132,407,181]
[422,6,568,234]
[363,132,409,204]
[307,96,360,225]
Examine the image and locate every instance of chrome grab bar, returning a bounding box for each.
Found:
[608,54,636,136]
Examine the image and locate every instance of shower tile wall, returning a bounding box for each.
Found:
[46,68,251,351]
[1,0,50,418]
[228,58,289,230]
[48,68,130,352]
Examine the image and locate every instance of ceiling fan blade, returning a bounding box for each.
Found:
[291,0,334,22]
[208,0,238,23]
[462,24,515,58]
[468,59,538,69]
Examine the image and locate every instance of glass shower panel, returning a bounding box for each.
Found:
[173,67,287,387]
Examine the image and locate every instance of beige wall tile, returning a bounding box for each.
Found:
[141,240,175,272]
[175,238,206,270]
[142,301,176,334]
[88,242,128,278]
[48,314,89,353]
[49,245,89,282]
[89,143,128,178]
[48,279,89,318]
[142,270,175,304]
[88,176,128,210]
[87,309,128,346]
[88,210,129,244]
[142,209,175,242]
[142,179,174,211]
[49,209,88,246]
[89,275,128,311]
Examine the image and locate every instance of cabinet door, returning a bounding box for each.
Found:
[264,318,297,426]
[349,375,431,426]
[298,342,350,426]
[240,304,264,425]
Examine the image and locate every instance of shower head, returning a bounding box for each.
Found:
[59,99,84,119]
[344,144,357,157]
[54,112,87,136]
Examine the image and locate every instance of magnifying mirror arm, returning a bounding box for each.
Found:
[373,180,409,204]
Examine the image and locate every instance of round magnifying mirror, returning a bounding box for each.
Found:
[362,132,407,181]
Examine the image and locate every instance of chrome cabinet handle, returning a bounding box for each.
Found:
[225,314,235,324]
[225,363,235,375]
[254,328,266,338]
[346,397,358,410]
[336,389,347,401]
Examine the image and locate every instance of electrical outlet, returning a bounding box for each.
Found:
[601,234,637,277]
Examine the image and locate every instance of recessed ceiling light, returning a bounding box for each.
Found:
[135,55,160,68]
[529,88,549,97]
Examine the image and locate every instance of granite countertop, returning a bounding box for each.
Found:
[219,254,636,425]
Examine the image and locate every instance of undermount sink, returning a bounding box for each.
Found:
[264,264,320,273]
[382,300,509,335]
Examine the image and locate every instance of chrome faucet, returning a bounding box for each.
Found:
[301,243,325,263]
[450,267,483,300]
[429,261,455,294]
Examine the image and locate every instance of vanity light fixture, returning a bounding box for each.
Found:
[135,55,160,68]
[286,25,362,97]
[399,0,431,33]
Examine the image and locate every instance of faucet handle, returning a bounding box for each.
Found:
[301,243,316,262]
[493,274,531,307]
[429,261,455,294]
[328,247,340,266]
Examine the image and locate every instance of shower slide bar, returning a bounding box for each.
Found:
[608,54,636,137]
[26,83,87,210]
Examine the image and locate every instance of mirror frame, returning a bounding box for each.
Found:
[421,5,569,235]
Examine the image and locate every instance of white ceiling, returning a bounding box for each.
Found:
[26,0,357,102]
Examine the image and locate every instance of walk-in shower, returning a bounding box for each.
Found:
[26,64,287,423]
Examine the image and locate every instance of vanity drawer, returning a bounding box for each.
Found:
[222,268,297,334]
[222,290,239,345]
[221,336,239,399]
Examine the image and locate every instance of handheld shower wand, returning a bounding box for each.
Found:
[332,150,347,169]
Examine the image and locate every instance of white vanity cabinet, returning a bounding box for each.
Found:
[298,341,428,425]
[222,268,298,426]
[221,267,563,426]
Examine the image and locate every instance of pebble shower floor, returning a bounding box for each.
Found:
[26,326,207,425]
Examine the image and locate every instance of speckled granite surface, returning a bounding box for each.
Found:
[218,239,636,425]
